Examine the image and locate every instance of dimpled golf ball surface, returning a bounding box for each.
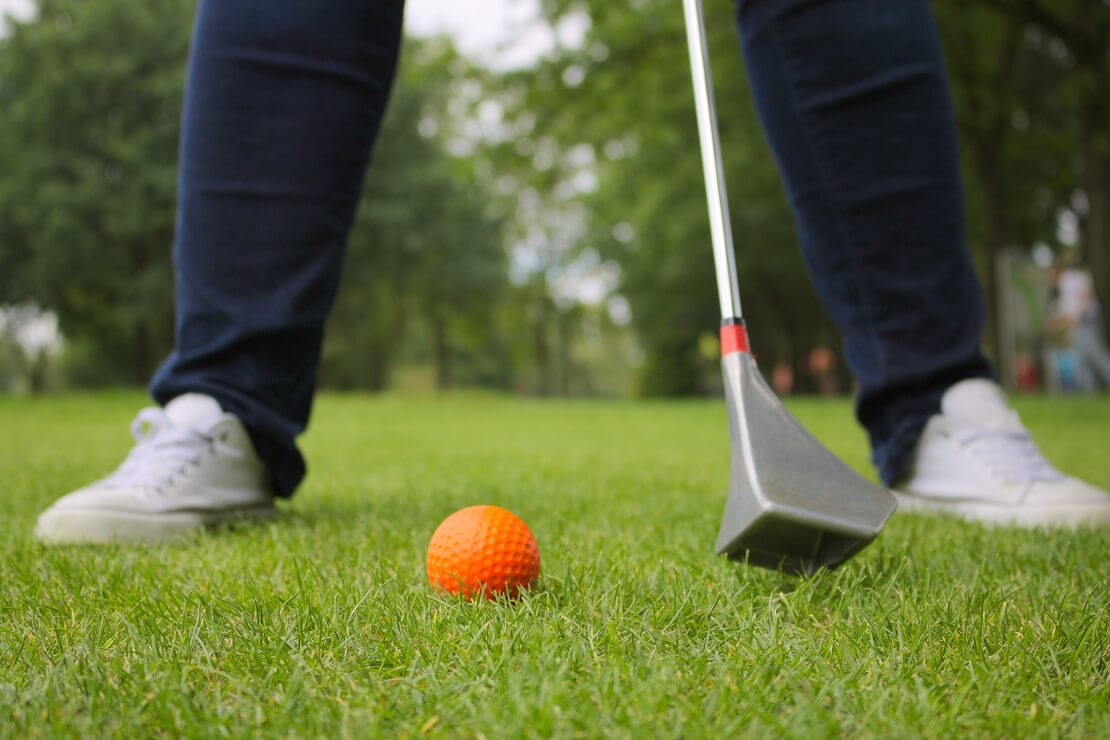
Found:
[426,505,541,599]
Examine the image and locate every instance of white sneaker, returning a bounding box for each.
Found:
[35,394,275,544]
[894,379,1110,528]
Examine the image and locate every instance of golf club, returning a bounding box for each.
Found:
[681,0,898,575]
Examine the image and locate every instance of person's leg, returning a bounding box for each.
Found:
[35,0,408,543]
[1073,324,1110,390]
[150,0,406,496]
[37,1,407,543]
[1072,347,1096,394]
[731,0,1110,527]
[734,0,991,486]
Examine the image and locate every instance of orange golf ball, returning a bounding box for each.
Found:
[426,505,541,599]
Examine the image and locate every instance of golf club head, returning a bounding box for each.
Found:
[716,338,897,575]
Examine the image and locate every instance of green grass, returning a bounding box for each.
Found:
[1,392,1108,737]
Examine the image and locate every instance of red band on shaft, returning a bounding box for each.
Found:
[720,324,750,356]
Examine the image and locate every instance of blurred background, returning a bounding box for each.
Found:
[1,0,1107,398]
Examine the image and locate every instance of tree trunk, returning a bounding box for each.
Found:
[432,316,451,390]
[12,347,48,395]
[1080,120,1110,344]
[27,351,48,395]
[533,299,551,396]
[979,165,1009,381]
[556,310,572,397]
[365,346,391,392]
[134,323,151,386]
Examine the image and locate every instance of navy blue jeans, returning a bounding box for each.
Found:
[152,0,991,495]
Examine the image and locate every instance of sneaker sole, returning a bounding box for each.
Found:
[892,491,1110,529]
[34,505,275,545]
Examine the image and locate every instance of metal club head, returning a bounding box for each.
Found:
[716,336,897,575]
[681,0,896,572]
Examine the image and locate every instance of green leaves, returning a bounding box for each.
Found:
[493,0,836,394]
[0,4,511,392]
[0,0,191,383]
[321,40,508,391]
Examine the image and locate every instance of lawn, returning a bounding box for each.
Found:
[1,392,1107,737]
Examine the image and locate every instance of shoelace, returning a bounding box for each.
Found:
[98,407,213,491]
[954,420,1064,483]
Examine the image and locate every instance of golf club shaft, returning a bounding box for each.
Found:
[682,0,743,322]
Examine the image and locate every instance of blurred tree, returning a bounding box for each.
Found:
[495,0,837,395]
[512,0,1108,392]
[320,39,507,392]
[934,0,1076,367]
[6,0,1101,397]
[396,37,598,396]
[0,0,191,384]
[0,3,509,393]
[974,0,1110,342]
[0,304,63,393]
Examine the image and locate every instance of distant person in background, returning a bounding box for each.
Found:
[1013,353,1039,393]
[34,0,1110,544]
[1043,277,1080,392]
[806,345,839,396]
[771,361,794,396]
[1054,259,1110,392]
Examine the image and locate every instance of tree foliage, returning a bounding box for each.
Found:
[960,0,1110,343]
[0,3,513,393]
[0,0,191,383]
[490,0,843,395]
[321,39,508,391]
[2,0,1106,396]
[498,0,1110,391]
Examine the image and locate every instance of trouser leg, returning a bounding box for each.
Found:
[151,0,406,496]
[1074,324,1110,390]
[734,0,992,485]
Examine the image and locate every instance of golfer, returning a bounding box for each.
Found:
[35,0,1110,543]
[1056,260,1110,391]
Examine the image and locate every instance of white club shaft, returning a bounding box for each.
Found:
[682,0,743,321]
